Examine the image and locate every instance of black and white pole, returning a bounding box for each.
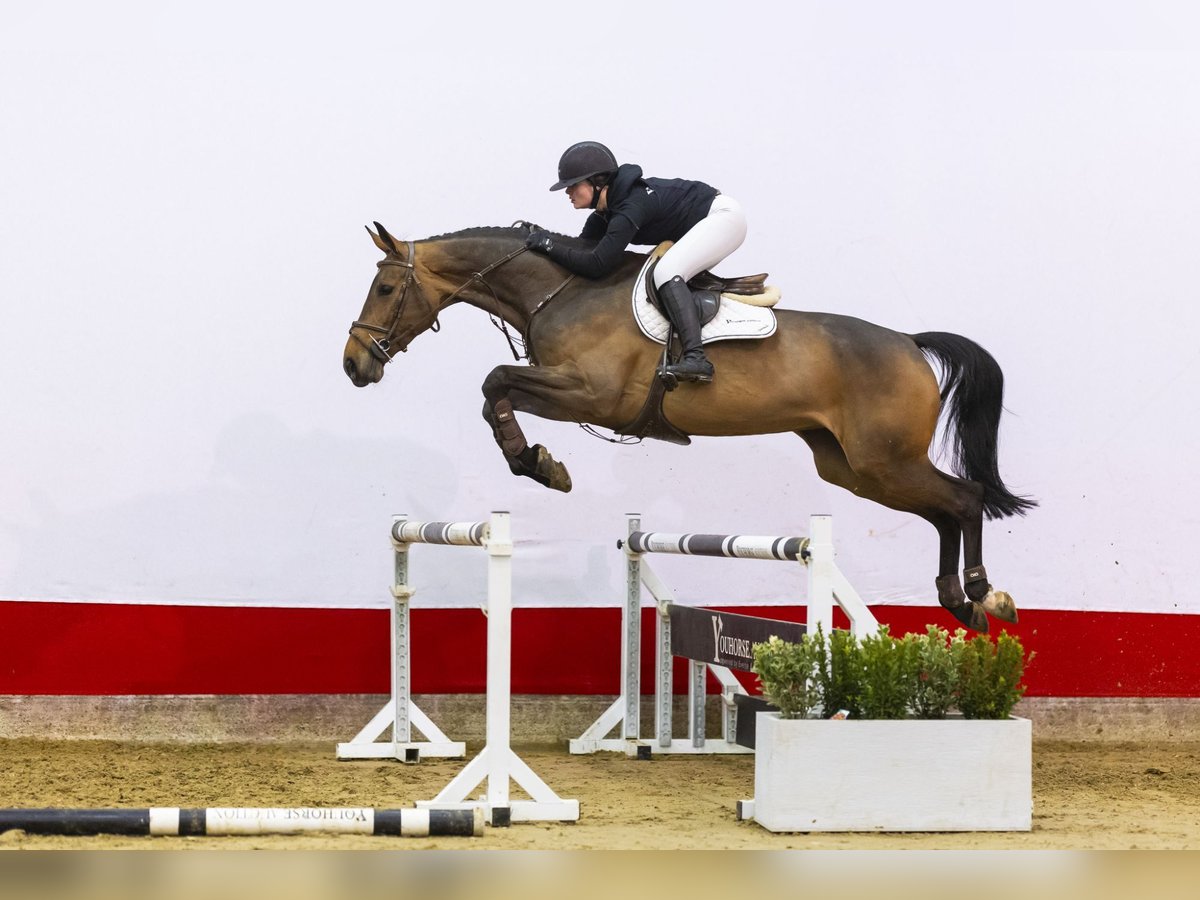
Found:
[0,807,482,837]
[623,531,809,562]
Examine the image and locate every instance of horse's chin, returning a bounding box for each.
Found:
[343,353,385,387]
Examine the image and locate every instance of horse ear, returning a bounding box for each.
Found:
[367,222,399,255]
[373,221,401,254]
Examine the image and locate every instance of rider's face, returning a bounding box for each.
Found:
[566,180,594,209]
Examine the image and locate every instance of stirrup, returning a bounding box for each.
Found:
[662,355,714,385]
[657,360,680,392]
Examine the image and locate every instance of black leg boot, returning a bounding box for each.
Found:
[658,276,714,384]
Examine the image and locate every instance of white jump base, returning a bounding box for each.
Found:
[338,512,577,826]
[570,514,879,756]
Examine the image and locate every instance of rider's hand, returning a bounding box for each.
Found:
[525,230,553,254]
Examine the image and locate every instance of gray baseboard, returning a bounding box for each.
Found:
[1,694,1197,744]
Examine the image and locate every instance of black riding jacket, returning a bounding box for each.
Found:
[543,164,720,279]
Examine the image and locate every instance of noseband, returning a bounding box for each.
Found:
[348,239,532,365]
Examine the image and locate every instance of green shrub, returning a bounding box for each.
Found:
[812,625,864,718]
[859,626,919,719]
[909,625,961,719]
[751,624,1031,721]
[955,631,1032,719]
[752,634,821,719]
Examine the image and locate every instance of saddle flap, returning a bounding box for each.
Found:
[693,291,721,327]
[633,254,777,347]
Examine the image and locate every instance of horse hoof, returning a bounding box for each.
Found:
[982,590,1019,624]
[948,601,989,633]
[535,445,572,493]
[934,574,966,610]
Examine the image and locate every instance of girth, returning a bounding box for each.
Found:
[613,372,692,446]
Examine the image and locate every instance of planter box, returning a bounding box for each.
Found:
[752,712,1031,832]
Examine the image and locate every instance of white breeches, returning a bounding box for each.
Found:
[652,194,748,287]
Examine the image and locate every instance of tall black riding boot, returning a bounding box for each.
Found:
[658,276,715,383]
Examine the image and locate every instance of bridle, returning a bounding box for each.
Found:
[348,234,574,364]
[348,241,432,364]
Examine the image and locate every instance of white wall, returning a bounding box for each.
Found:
[2,1,1197,614]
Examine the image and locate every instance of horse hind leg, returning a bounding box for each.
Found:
[914,479,993,633]
[799,429,990,632]
[920,480,992,631]
[931,517,990,634]
[946,470,1018,624]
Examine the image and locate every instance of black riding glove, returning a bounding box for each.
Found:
[525,230,554,254]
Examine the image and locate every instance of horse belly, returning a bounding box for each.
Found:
[661,378,827,436]
[660,321,939,442]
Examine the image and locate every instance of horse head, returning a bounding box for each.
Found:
[343,222,441,387]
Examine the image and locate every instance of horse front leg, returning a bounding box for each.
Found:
[481,364,594,493]
[480,398,572,492]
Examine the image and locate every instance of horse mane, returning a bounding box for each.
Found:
[423,223,600,252]
[425,225,530,241]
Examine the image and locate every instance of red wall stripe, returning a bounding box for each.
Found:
[1,601,1198,697]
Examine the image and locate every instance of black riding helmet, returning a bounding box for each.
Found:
[549,141,618,191]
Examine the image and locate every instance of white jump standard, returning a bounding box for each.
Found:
[571,514,879,756]
[336,518,478,761]
[0,807,482,837]
[344,511,577,825]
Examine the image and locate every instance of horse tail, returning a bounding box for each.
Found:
[910,331,1037,520]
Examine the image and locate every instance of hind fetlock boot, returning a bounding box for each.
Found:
[658,276,715,383]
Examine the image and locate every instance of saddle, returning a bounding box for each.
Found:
[644,243,779,328]
[615,244,782,445]
[634,253,780,349]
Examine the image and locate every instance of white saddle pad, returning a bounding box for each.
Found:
[631,254,779,346]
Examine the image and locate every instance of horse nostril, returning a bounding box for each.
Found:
[344,357,356,379]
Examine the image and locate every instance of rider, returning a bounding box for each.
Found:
[524,141,747,384]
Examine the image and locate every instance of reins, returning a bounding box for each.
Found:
[349,229,642,447]
[349,236,574,364]
[514,271,576,363]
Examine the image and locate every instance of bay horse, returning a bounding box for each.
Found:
[343,222,1035,632]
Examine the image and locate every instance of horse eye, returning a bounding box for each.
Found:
[378,283,394,295]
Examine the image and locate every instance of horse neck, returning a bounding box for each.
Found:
[417,236,550,329]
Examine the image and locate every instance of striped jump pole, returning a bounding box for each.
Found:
[624,531,809,562]
[0,807,481,837]
[570,514,878,756]
[337,516,482,762]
